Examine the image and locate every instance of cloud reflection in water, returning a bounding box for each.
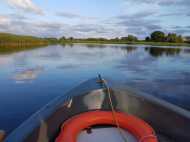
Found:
[13,66,44,83]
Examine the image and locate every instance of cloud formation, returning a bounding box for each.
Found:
[0,15,10,25]
[6,0,43,14]
[56,12,82,19]
[56,11,96,21]
[112,11,162,38]
[124,0,190,6]
[0,0,189,38]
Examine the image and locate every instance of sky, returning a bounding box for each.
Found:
[0,0,190,39]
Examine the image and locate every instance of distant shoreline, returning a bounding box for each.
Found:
[61,40,190,47]
[1,41,190,54]
[1,32,190,54]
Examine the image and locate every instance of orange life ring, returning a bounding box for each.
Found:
[56,111,158,142]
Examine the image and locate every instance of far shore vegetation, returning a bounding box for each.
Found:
[0,31,190,53]
[59,31,190,47]
[0,33,57,53]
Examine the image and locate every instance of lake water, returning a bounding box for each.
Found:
[0,44,190,134]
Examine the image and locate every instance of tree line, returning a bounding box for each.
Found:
[59,31,186,43]
[59,34,138,43]
[0,31,188,46]
[145,31,184,43]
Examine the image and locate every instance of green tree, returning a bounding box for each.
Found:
[151,31,165,42]
[177,35,183,43]
[121,37,128,41]
[127,35,138,42]
[45,38,58,44]
[111,37,119,41]
[145,36,150,41]
[166,33,177,42]
[184,36,190,43]
[166,33,184,43]
[59,36,66,41]
[121,35,138,42]
[69,37,74,40]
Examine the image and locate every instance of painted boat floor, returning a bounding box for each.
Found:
[78,127,137,142]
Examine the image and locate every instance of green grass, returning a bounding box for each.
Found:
[0,33,56,54]
[0,33,48,43]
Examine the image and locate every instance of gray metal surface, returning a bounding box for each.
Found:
[4,77,190,142]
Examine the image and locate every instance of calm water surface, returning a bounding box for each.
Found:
[0,44,190,133]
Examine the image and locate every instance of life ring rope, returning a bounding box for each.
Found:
[99,75,158,142]
[100,77,128,142]
[56,75,158,142]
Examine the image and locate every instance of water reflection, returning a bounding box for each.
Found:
[145,47,181,57]
[0,55,11,66]
[13,66,44,83]
[183,48,190,54]
[60,43,74,48]
[85,44,107,48]
[120,46,137,55]
[56,64,79,70]
[0,44,190,134]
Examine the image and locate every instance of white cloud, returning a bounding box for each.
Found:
[122,0,190,17]
[56,11,97,21]
[56,12,82,19]
[122,0,159,15]
[0,15,10,25]
[123,0,184,5]
[0,0,190,38]
[6,0,43,14]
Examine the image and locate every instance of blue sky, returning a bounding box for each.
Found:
[0,0,190,38]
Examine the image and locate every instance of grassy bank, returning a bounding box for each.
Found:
[0,33,58,53]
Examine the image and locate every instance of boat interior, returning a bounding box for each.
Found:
[3,77,190,142]
[78,126,137,142]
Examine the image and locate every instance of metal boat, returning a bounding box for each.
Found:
[2,76,190,142]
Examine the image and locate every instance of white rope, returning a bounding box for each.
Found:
[101,78,157,142]
[101,79,128,142]
[67,99,73,108]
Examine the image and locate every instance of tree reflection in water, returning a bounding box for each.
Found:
[183,48,190,54]
[118,46,137,57]
[145,47,181,57]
